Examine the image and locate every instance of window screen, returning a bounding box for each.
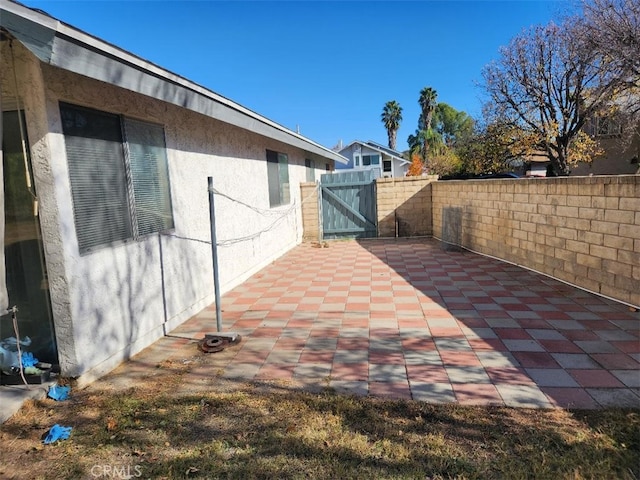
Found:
[267,149,290,207]
[305,158,315,182]
[125,119,174,235]
[61,104,133,252]
[60,103,174,254]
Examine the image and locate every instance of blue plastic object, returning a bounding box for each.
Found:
[47,384,71,401]
[20,352,38,368]
[43,424,72,444]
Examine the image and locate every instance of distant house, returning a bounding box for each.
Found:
[335,140,410,178]
[571,116,639,176]
[0,0,346,383]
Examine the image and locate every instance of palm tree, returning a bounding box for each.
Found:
[418,87,438,131]
[418,87,438,169]
[380,100,403,150]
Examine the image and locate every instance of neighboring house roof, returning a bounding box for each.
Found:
[0,0,348,164]
[339,140,410,164]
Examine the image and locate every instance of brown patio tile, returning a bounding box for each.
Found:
[405,364,449,383]
[255,364,296,380]
[309,328,340,337]
[591,353,640,369]
[512,352,560,368]
[250,327,283,338]
[337,337,370,350]
[611,341,640,354]
[538,339,583,353]
[568,369,626,388]
[467,338,508,351]
[485,367,535,385]
[540,387,600,409]
[401,337,436,350]
[452,384,503,406]
[439,351,482,367]
[494,328,533,340]
[331,363,369,381]
[369,351,405,364]
[369,382,412,400]
[299,351,334,363]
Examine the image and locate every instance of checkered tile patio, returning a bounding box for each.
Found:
[169,238,640,409]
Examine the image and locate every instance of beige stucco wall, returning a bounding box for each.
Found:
[3,43,333,382]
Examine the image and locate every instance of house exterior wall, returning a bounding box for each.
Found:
[336,144,382,177]
[4,45,332,382]
[571,131,640,176]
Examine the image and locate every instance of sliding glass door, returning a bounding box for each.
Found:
[1,110,57,365]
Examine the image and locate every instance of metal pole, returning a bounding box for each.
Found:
[208,177,222,332]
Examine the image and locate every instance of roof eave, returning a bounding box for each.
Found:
[0,0,348,164]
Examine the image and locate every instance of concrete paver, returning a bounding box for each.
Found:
[2,238,638,420]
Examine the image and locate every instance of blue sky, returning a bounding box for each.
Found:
[26,0,570,151]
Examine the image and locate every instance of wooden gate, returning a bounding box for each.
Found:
[320,170,377,239]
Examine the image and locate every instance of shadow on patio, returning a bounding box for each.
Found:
[168,238,639,409]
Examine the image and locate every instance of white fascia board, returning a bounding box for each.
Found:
[1,0,348,164]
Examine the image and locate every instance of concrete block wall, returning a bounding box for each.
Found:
[300,182,320,242]
[432,176,640,307]
[376,176,437,237]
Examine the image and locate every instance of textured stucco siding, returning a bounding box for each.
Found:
[4,45,330,382]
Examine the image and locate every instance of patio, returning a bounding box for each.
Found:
[169,238,639,409]
[2,237,639,421]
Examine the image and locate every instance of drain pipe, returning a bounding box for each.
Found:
[208,177,222,332]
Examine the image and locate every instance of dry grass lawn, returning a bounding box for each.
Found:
[0,351,638,479]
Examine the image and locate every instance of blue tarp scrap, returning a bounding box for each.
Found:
[47,384,71,401]
[43,424,72,444]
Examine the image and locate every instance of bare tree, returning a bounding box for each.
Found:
[482,20,634,175]
[579,0,639,81]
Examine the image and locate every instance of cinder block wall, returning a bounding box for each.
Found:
[432,176,640,307]
[376,176,437,237]
[300,182,320,242]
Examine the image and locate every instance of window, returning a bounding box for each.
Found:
[383,160,392,172]
[363,154,380,166]
[355,153,380,167]
[60,103,174,254]
[305,158,315,182]
[266,149,290,207]
[587,116,622,137]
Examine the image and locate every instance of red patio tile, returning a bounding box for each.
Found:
[369,352,405,364]
[541,387,599,409]
[275,338,307,349]
[337,338,370,349]
[494,328,532,340]
[255,364,295,380]
[568,369,625,388]
[369,382,412,400]
[485,367,535,385]
[452,384,503,406]
[331,363,369,380]
[512,352,560,368]
[611,341,640,354]
[429,326,464,337]
[467,338,508,351]
[562,330,600,341]
[590,353,640,369]
[250,327,282,338]
[440,351,482,367]
[538,340,583,353]
[299,351,334,363]
[309,328,340,337]
[405,364,449,382]
[401,338,436,350]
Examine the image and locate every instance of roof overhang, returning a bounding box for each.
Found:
[0,0,348,164]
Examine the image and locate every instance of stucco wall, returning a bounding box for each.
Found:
[5,46,332,381]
